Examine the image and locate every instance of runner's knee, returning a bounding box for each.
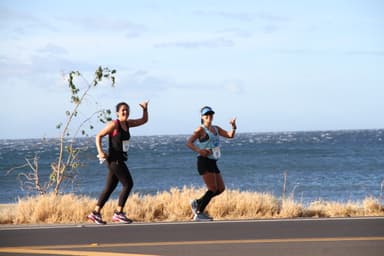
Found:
[213,187,225,196]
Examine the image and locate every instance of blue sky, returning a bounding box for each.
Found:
[1,0,383,139]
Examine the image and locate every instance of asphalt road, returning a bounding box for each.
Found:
[1,217,383,256]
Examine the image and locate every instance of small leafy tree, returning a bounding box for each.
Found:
[8,66,116,195]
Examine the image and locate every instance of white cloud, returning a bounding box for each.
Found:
[37,43,68,55]
[0,7,57,36]
[223,81,244,94]
[56,16,147,37]
[154,37,234,49]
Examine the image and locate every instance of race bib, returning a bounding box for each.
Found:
[122,140,130,152]
[212,146,221,159]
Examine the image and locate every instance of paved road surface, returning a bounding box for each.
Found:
[1,217,383,256]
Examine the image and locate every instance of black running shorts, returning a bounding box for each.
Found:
[197,156,221,175]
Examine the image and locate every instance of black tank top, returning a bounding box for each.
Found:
[108,119,131,161]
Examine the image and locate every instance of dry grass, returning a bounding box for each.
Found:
[0,187,383,224]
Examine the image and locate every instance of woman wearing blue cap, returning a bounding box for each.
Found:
[186,106,237,221]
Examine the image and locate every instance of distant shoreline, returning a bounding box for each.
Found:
[1,128,383,141]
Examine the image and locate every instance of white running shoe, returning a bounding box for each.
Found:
[193,212,213,221]
[190,199,198,215]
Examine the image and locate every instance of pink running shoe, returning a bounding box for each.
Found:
[112,212,133,224]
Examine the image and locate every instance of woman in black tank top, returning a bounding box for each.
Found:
[108,119,131,162]
[87,101,148,224]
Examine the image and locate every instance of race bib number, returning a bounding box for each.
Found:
[212,147,221,159]
[122,140,130,152]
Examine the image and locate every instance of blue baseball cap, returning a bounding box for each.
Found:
[201,106,215,116]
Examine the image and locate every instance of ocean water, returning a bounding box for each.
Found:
[1,130,383,204]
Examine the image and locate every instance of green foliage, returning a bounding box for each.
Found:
[49,66,116,195]
[97,109,113,123]
[9,66,117,196]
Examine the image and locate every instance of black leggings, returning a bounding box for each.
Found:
[197,190,223,213]
[97,160,133,209]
